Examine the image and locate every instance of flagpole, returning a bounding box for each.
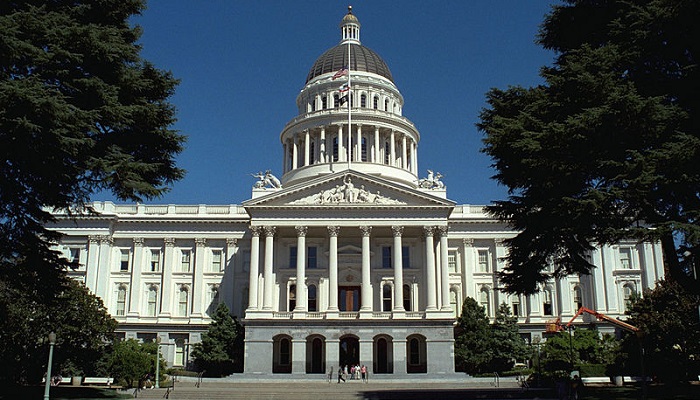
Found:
[347,37,352,170]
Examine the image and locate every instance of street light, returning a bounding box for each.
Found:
[155,336,161,389]
[43,332,56,400]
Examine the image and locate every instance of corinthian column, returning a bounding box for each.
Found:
[359,226,372,312]
[392,225,405,312]
[248,227,262,311]
[328,226,340,312]
[438,226,451,312]
[423,226,437,311]
[262,226,276,311]
[295,226,308,313]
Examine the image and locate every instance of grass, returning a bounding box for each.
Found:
[581,384,700,400]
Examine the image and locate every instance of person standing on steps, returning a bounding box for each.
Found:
[337,365,345,383]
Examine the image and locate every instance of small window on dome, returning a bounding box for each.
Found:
[360,94,366,108]
[384,99,389,111]
[322,96,327,110]
[334,94,339,108]
[373,96,379,109]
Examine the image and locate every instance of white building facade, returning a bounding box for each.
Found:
[49,9,664,377]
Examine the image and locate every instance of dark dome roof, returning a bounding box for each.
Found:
[305,43,394,83]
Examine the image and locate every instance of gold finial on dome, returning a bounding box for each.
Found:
[348,5,352,14]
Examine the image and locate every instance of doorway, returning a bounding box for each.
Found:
[339,336,359,367]
[338,286,360,311]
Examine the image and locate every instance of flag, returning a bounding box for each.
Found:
[339,94,348,105]
[332,66,348,80]
[338,83,350,92]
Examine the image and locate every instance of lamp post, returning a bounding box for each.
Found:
[155,337,161,389]
[43,332,56,400]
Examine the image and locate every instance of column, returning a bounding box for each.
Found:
[590,246,607,311]
[493,238,507,308]
[320,127,326,163]
[423,227,437,311]
[360,226,372,313]
[304,129,310,166]
[95,235,113,300]
[85,235,100,292]
[191,238,206,317]
[641,243,657,289]
[601,245,619,312]
[127,237,145,317]
[328,226,340,312]
[295,226,308,313]
[462,239,475,301]
[392,226,404,312]
[438,227,451,312]
[283,141,288,173]
[401,134,407,169]
[411,141,417,175]
[292,136,299,170]
[356,124,362,162]
[373,126,380,163]
[160,238,176,317]
[262,226,276,311]
[389,130,396,166]
[338,125,345,162]
[248,227,262,311]
[224,238,237,313]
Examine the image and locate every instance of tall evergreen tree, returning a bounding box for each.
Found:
[478,0,700,294]
[191,304,244,376]
[454,297,493,374]
[489,303,532,372]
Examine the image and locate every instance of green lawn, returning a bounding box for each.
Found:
[581,384,700,400]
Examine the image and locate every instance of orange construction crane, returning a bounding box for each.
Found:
[566,307,639,333]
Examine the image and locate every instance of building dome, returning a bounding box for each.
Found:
[305,44,394,83]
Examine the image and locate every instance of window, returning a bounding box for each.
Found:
[310,97,316,112]
[178,287,189,316]
[322,96,327,109]
[382,284,392,311]
[478,250,489,273]
[69,248,80,264]
[242,250,250,272]
[210,286,220,308]
[409,338,420,365]
[402,246,410,269]
[181,250,191,272]
[289,246,297,269]
[450,290,459,317]
[384,99,389,111]
[360,94,366,108]
[307,246,317,269]
[361,137,367,161]
[309,141,315,164]
[211,249,222,272]
[448,252,457,273]
[333,137,339,161]
[479,287,490,316]
[573,285,582,310]
[150,250,160,272]
[147,286,157,316]
[382,246,392,269]
[120,250,130,271]
[403,284,411,311]
[384,142,390,164]
[620,248,632,269]
[543,288,553,316]
[623,283,636,310]
[373,96,379,109]
[116,286,127,316]
[174,338,186,366]
[280,338,291,365]
[308,284,317,311]
[289,284,296,311]
[511,295,520,316]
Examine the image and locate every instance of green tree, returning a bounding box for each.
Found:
[478,0,700,295]
[541,328,620,378]
[454,297,493,374]
[622,280,700,382]
[0,278,117,384]
[104,339,157,388]
[191,303,244,376]
[488,303,532,372]
[0,0,183,384]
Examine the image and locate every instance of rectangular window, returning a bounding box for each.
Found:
[402,246,410,269]
[382,247,392,269]
[178,289,188,316]
[116,287,127,316]
[543,290,553,316]
[289,246,297,269]
[478,250,489,273]
[69,248,80,264]
[120,250,130,271]
[448,252,457,273]
[211,250,222,272]
[147,288,157,316]
[242,250,250,272]
[181,250,191,272]
[619,248,632,269]
[150,250,160,272]
[307,246,317,269]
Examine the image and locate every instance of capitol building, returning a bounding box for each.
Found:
[49,8,664,377]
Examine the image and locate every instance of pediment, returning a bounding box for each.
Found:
[242,171,455,209]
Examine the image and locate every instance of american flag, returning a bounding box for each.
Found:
[332,66,348,80]
[338,83,350,92]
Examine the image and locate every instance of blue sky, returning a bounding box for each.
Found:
[98,1,558,206]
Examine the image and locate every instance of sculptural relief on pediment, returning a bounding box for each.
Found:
[288,175,405,205]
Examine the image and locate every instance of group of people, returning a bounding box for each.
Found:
[332,364,368,383]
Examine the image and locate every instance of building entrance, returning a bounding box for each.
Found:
[338,286,360,311]
[339,336,359,367]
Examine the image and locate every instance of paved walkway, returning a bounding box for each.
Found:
[128,379,555,400]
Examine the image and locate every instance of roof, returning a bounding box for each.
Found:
[305,43,394,83]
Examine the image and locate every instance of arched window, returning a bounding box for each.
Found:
[510,295,521,317]
[273,335,293,373]
[572,285,582,310]
[178,287,189,316]
[308,284,317,312]
[623,283,636,310]
[543,287,553,316]
[116,286,127,316]
[334,94,340,108]
[406,335,427,373]
[361,137,367,161]
[147,286,158,316]
[384,99,389,111]
[289,284,296,311]
[310,97,316,112]
[373,96,379,109]
[210,285,220,308]
[360,94,367,108]
[322,96,327,109]
[403,284,411,311]
[450,289,459,317]
[382,284,392,312]
[479,286,490,316]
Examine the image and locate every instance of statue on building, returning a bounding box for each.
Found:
[251,170,282,189]
[416,169,446,189]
